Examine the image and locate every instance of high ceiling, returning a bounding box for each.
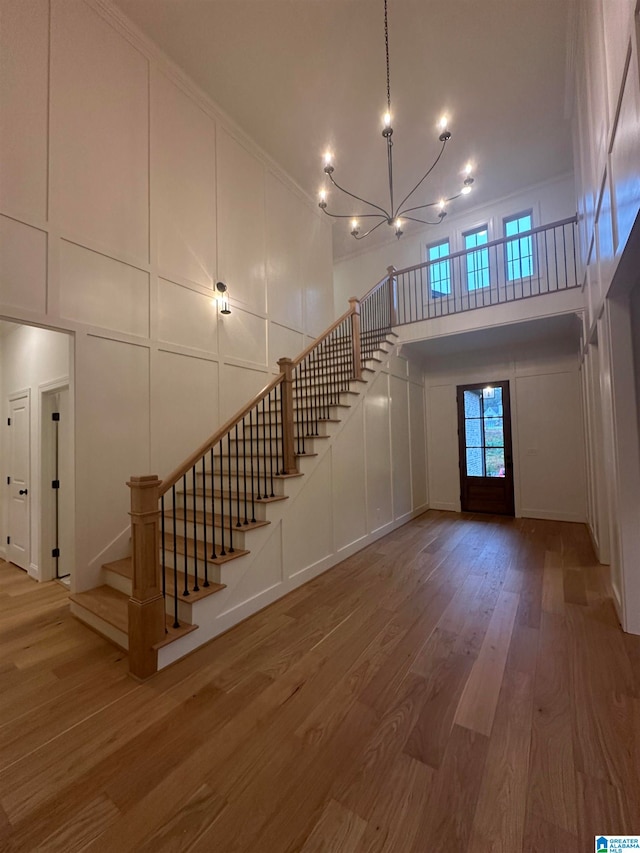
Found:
[112,0,575,259]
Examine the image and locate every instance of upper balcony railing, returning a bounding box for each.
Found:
[360,217,579,334]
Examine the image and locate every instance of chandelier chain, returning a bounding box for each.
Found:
[384,0,391,111]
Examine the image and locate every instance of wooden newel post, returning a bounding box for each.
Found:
[277,357,297,475]
[349,297,362,380]
[387,265,398,327]
[127,474,165,679]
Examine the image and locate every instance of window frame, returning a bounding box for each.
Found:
[425,237,452,298]
[503,209,535,283]
[462,223,491,292]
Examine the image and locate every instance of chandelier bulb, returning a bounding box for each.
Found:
[461,185,472,195]
[438,115,448,131]
[350,219,359,237]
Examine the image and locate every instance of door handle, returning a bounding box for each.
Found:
[19,489,28,495]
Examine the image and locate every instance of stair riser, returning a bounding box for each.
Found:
[70,601,129,651]
[191,461,292,480]
[162,549,244,580]
[161,519,251,549]
[241,423,333,439]
[173,492,271,520]
[210,436,323,456]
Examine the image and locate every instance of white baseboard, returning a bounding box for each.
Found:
[429,501,459,512]
[28,562,39,581]
[519,508,587,523]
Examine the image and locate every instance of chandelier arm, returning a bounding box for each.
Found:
[399,191,463,217]
[393,139,448,217]
[402,215,448,226]
[327,172,390,219]
[353,218,388,240]
[320,209,387,221]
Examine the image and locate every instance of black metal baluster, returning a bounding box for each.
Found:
[261,397,268,498]
[235,423,241,527]
[161,494,167,632]
[241,418,253,524]
[191,466,199,592]
[544,229,549,293]
[572,223,578,287]
[227,432,234,552]
[201,455,209,586]
[562,225,568,289]
[218,441,226,556]
[249,408,257,522]
[182,474,189,597]
[268,389,275,497]
[209,447,218,560]
[171,484,179,628]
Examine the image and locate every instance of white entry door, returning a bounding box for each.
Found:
[8,393,31,570]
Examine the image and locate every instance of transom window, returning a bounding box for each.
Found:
[427,239,451,296]
[463,226,490,290]
[504,211,534,281]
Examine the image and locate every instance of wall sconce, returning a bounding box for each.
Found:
[216,281,231,315]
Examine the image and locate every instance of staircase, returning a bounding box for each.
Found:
[69,301,398,675]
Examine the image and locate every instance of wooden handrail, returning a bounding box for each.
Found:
[291,306,354,368]
[159,373,283,496]
[160,302,361,496]
[393,216,578,277]
[360,273,391,303]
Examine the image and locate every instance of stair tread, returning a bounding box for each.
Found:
[70,586,129,633]
[185,488,289,503]
[163,532,250,564]
[103,557,133,578]
[163,567,226,602]
[167,508,270,531]
[71,584,199,648]
[102,556,227,604]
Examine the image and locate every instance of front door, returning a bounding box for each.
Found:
[8,393,31,569]
[457,381,514,515]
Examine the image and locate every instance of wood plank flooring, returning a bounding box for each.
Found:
[1,511,639,851]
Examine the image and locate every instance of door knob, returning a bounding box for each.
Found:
[19,489,28,495]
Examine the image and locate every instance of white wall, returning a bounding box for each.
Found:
[333,173,576,306]
[0,325,71,576]
[422,334,587,523]
[572,0,640,632]
[0,0,333,590]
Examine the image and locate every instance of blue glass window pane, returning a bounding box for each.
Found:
[482,388,503,417]
[464,390,482,418]
[428,240,451,295]
[466,418,483,447]
[505,213,533,281]
[484,418,504,447]
[485,448,506,477]
[465,228,489,291]
[466,447,484,477]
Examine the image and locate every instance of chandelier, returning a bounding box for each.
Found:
[318,0,474,241]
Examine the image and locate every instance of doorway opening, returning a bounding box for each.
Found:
[1,321,74,585]
[457,380,515,515]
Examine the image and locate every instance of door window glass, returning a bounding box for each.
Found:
[463,386,506,477]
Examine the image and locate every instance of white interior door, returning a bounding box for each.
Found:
[8,393,31,571]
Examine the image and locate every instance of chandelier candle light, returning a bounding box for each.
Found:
[319,0,475,240]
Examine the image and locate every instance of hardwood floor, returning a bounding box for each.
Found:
[1,511,639,851]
